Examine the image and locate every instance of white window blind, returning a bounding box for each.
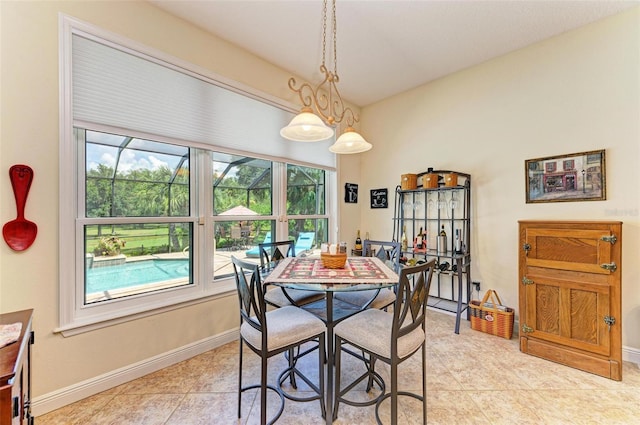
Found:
[72,34,335,169]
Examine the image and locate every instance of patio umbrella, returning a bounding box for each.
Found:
[219,205,258,216]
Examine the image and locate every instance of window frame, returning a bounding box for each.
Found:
[58,17,337,336]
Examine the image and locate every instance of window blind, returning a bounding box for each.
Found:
[72,34,336,169]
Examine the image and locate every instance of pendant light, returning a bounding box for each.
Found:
[280,0,372,154]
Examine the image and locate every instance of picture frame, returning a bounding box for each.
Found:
[525,149,606,203]
[344,183,358,203]
[370,188,388,208]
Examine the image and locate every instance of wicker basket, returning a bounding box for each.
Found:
[444,173,458,187]
[469,290,514,339]
[422,173,439,188]
[321,252,347,269]
[401,174,417,190]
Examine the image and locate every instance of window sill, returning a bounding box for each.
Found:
[54,279,236,337]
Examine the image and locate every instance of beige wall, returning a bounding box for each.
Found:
[1,0,638,414]
[358,8,640,346]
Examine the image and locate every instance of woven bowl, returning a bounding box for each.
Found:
[321,252,347,269]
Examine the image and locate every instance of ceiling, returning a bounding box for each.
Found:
[150,0,638,107]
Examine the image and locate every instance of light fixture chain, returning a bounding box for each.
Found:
[332,0,338,77]
[322,0,327,67]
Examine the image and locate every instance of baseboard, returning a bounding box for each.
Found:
[623,345,640,366]
[32,328,239,417]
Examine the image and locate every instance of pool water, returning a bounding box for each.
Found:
[86,258,190,293]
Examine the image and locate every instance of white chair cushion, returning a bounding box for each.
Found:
[334,309,425,359]
[241,306,325,352]
[264,287,324,307]
[334,289,396,309]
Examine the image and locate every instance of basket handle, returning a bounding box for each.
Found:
[481,289,503,307]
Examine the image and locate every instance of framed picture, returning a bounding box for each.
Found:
[370,188,388,208]
[525,149,606,203]
[344,183,358,203]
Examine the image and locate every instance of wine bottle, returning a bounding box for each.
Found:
[454,229,463,254]
[416,226,424,249]
[401,225,408,252]
[437,224,447,253]
[355,230,362,251]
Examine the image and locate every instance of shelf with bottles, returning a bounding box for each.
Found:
[393,169,471,334]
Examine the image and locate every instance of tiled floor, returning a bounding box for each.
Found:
[38,310,640,424]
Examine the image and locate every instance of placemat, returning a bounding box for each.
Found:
[264,257,398,284]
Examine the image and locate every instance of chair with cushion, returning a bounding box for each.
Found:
[332,259,436,425]
[334,239,401,310]
[260,240,325,308]
[231,256,326,425]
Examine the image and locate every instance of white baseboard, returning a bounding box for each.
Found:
[623,345,640,366]
[32,328,239,417]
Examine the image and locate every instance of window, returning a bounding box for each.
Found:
[563,160,575,171]
[59,18,336,334]
[81,129,193,305]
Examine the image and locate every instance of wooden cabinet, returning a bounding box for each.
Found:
[0,309,33,425]
[518,221,622,380]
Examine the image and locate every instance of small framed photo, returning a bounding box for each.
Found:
[525,149,605,203]
[370,188,388,208]
[344,183,358,203]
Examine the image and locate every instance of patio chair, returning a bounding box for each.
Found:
[293,232,315,255]
[245,231,272,258]
[333,259,436,425]
[231,256,326,425]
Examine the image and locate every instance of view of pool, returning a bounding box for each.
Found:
[86,258,190,294]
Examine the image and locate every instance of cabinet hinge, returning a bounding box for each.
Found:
[521,324,534,334]
[12,396,19,418]
[522,276,534,285]
[600,262,617,272]
[600,234,618,245]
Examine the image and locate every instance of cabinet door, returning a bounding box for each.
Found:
[519,222,622,380]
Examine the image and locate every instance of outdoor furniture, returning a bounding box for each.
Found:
[245,231,272,257]
[332,259,436,425]
[231,256,326,425]
[294,232,315,255]
[264,256,399,425]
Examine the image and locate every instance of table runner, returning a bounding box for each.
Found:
[264,257,397,284]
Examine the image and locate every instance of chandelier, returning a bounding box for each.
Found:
[280,0,372,154]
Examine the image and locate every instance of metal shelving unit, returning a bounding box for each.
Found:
[393,170,471,333]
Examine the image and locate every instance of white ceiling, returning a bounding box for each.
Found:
[150,0,638,107]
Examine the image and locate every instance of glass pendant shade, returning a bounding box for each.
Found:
[329,127,372,154]
[280,108,334,142]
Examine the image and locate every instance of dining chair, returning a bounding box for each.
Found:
[332,259,436,425]
[334,239,401,310]
[260,240,325,308]
[231,256,326,425]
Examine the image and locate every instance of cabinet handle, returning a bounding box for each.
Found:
[522,276,534,285]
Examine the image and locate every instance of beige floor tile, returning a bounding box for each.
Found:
[36,310,640,425]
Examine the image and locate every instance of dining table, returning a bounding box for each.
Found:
[264,256,399,425]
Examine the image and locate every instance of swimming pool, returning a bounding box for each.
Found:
[86,258,190,293]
